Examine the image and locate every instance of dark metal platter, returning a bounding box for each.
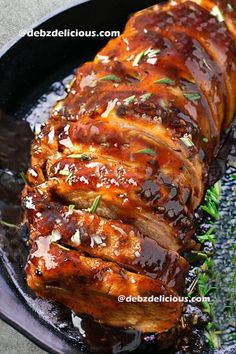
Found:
[0,0,235,353]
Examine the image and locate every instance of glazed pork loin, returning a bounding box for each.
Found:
[22,0,236,334]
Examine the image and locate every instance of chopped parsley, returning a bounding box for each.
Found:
[183,92,201,101]
[20,171,29,185]
[100,74,121,82]
[140,93,152,102]
[59,170,73,185]
[136,148,156,156]
[133,47,160,67]
[154,77,175,85]
[133,51,145,67]
[88,195,101,214]
[66,172,73,185]
[123,95,136,105]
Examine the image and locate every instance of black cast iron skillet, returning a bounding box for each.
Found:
[0,1,235,353]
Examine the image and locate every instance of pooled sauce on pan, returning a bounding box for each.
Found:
[0,74,235,354]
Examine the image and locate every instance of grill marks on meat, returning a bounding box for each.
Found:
[23,0,236,334]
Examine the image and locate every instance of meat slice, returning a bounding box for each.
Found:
[143,0,236,127]
[32,114,204,208]
[22,0,236,336]
[28,132,196,251]
[26,237,182,333]
[50,157,194,246]
[24,193,189,292]
[24,180,194,252]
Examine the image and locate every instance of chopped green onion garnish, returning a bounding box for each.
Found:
[180,136,195,148]
[154,77,175,85]
[136,148,156,156]
[123,95,136,105]
[68,204,76,211]
[183,92,201,101]
[100,74,121,82]
[140,93,152,102]
[88,195,101,214]
[203,137,209,143]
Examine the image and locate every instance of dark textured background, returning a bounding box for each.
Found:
[0,1,71,352]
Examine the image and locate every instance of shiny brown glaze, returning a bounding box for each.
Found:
[24,192,189,291]
[23,0,236,335]
[26,238,182,333]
